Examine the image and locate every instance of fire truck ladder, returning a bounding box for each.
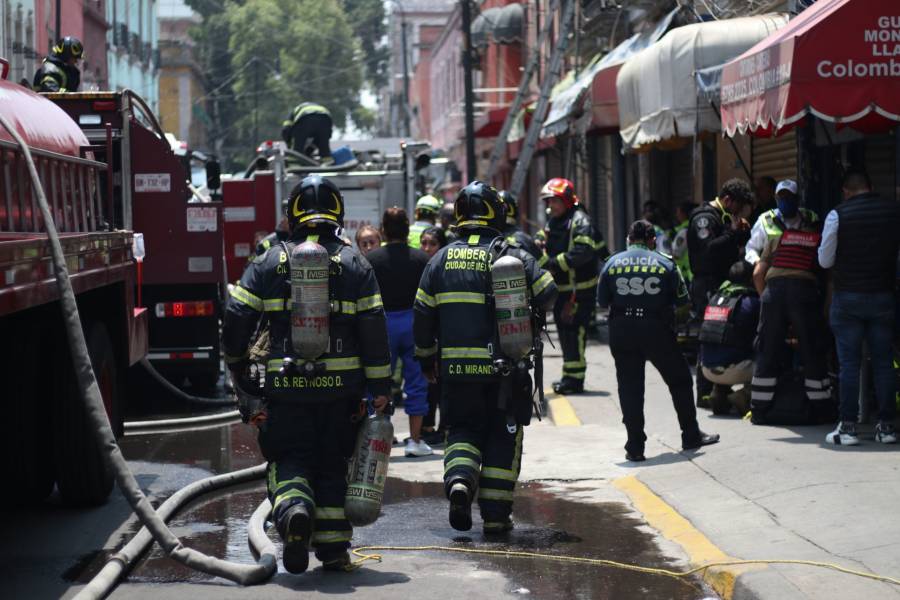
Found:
[486,0,576,200]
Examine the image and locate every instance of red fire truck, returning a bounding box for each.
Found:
[0,74,147,505]
[46,90,226,390]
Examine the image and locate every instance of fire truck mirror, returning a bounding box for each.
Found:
[206,158,222,192]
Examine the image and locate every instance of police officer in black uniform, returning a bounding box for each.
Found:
[33,37,83,92]
[535,178,610,394]
[222,175,392,574]
[599,220,719,462]
[499,190,541,261]
[687,178,753,407]
[414,181,557,534]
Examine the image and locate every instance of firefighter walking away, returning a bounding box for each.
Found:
[414,181,557,534]
[222,175,392,574]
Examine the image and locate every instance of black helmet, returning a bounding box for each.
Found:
[287,175,344,230]
[454,180,505,232]
[498,190,517,225]
[52,37,84,62]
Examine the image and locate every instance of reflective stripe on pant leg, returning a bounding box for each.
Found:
[444,439,482,492]
[312,505,353,550]
[268,462,315,528]
[804,377,832,401]
[562,325,587,380]
[478,427,523,524]
[751,376,777,403]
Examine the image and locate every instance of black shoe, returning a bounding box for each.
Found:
[422,429,445,446]
[483,517,514,535]
[625,451,646,462]
[280,505,312,574]
[448,481,473,531]
[320,551,352,572]
[552,378,584,395]
[683,431,720,451]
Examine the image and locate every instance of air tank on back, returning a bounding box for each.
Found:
[492,255,533,360]
[290,241,330,360]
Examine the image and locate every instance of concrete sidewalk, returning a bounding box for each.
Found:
[541,337,900,600]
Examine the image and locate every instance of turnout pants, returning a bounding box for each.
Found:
[553,294,594,383]
[609,317,702,455]
[289,113,333,158]
[258,397,359,560]
[442,382,524,528]
[751,278,830,408]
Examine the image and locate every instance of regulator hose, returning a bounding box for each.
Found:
[138,357,236,407]
[0,113,277,595]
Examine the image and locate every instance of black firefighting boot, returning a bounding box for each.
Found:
[448,480,473,532]
[483,516,514,536]
[279,504,312,574]
[552,377,584,395]
[320,551,353,572]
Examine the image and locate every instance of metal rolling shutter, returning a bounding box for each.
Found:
[865,133,896,201]
[587,135,609,241]
[752,131,798,183]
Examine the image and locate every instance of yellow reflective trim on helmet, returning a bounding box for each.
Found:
[456,219,489,228]
[230,285,263,311]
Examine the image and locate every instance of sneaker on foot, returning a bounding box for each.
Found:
[404,438,433,457]
[825,421,859,446]
[280,505,312,574]
[875,421,897,444]
[448,481,473,531]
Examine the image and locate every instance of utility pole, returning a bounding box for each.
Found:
[460,0,477,180]
[55,0,61,42]
[253,63,259,146]
[401,19,412,137]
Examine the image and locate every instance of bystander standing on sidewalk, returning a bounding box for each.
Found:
[368,208,434,457]
[819,170,900,445]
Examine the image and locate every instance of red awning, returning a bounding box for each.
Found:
[721,0,900,136]
[474,107,510,139]
[588,64,624,133]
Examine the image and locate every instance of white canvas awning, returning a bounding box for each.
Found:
[616,13,787,151]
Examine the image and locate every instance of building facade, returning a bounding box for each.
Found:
[157,0,206,148]
[106,0,158,109]
[0,0,38,85]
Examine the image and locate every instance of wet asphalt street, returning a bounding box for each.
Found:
[0,364,717,599]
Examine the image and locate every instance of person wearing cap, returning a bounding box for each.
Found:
[409,194,441,248]
[598,220,719,462]
[535,178,610,395]
[749,182,828,423]
[745,179,819,266]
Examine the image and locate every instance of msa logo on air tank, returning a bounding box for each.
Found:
[616,276,662,296]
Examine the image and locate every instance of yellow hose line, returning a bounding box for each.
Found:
[350,545,900,587]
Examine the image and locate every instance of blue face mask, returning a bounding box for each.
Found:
[777,195,799,219]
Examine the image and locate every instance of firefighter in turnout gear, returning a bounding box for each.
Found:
[499,190,541,261]
[222,175,392,574]
[750,183,829,423]
[409,194,441,248]
[599,220,719,462]
[414,181,557,534]
[32,36,83,92]
[535,178,609,394]
[282,102,334,161]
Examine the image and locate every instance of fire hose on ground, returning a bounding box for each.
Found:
[137,356,237,407]
[0,112,279,597]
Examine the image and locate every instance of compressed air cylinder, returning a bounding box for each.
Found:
[290,241,330,360]
[345,414,394,526]
[492,255,533,361]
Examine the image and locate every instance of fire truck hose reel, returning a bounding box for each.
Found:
[0,113,278,597]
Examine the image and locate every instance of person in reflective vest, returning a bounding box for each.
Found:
[698,261,760,416]
[598,220,719,462]
[414,181,557,534]
[669,202,696,284]
[222,175,392,573]
[408,194,441,248]
[32,36,82,92]
[282,102,333,161]
[745,180,819,265]
[535,178,610,394]
[750,192,828,424]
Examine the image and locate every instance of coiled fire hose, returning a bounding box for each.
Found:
[0,112,277,597]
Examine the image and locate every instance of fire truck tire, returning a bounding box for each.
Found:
[1,325,55,505]
[54,322,117,506]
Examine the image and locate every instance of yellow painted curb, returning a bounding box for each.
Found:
[613,475,759,599]
[544,390,582,427]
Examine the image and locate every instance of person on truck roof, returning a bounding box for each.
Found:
[32,37,82,93]
[282,102,333,164]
